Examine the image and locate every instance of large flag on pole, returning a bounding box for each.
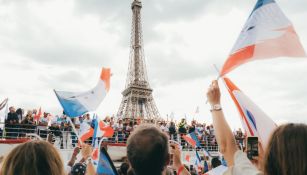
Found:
[54,68,111,117]
[220,0,306,76]
[223,77,277,149]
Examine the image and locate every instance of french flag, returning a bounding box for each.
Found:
[221,0,306,76]
[93,119,114,139]
[92,119,114,160]
[182,132,201,148]
[223,77,277,149]
[54,68,111,117]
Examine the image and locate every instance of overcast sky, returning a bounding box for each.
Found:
[0,0,306,128]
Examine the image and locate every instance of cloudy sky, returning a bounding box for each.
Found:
[0,0,306,128]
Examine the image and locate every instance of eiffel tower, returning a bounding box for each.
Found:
[117,0,160,121]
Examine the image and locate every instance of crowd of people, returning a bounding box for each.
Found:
[1,105,246,152]
[0,80,307,175]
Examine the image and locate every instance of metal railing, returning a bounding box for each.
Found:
[0,124,220,152]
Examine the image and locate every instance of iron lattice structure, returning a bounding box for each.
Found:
[117,0,160,121]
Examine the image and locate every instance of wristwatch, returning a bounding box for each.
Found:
[210,104,222,112]
[87,158,92,164]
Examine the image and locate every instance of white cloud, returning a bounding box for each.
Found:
[0,0,306,129]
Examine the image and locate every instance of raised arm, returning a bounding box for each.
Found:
[206,80,238,166]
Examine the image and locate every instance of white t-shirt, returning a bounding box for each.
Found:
[223,151,263,175]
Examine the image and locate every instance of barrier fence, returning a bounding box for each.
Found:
[0,124,220,152]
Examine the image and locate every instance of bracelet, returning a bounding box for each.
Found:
[177,165,185,175]
[210,108,222,112]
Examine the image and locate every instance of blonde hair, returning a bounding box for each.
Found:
[1,140,65,175]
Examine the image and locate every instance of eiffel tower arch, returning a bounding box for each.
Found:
[117,0,160,121]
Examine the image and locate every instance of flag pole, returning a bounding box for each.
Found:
[213,64,221,80]
[206,64,221,104]
[67,117,83,146]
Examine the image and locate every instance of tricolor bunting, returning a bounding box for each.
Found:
[182,132,201,148]
[54,68,111,117]
[221,0,306,76]
[223,77,277,149]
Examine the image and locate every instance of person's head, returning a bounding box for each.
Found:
[264,123,307,175]
[43,112,48,118]
[9,106,15,113]
[16,108,23,115]
[127,124,169,175]
[211,157,221,168]
[1,140,65,175]
[119,162,129,175]
[71,163,86,175]
[26,110,33,116]
[32,109,37,115]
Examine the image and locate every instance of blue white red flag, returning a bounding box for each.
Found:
[54,68,111,117]
[203,148,211,158]
[182,132,201,148]
[91,119,114,160]
[93,119,114,139]
[195,150,201,165]
[97,147,118,175]
[223,77,277,149]
[194,150,202,171]
[221,0,306,76]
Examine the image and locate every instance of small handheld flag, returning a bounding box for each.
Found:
[182,132,201,148]
[54,68,111,117]
[97,147,118,175]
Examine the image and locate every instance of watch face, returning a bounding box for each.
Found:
[214,104,221,110]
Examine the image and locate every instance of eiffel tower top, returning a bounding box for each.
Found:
[132,0,142,8]
[125,0,149,89]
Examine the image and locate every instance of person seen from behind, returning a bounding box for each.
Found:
[206,80,307,175]
[1,140,66,175]
[127,124,191,175]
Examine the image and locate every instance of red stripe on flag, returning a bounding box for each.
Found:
[223,78,255,136]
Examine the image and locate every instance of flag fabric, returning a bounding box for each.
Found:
[223,77,277,149]
[93,120,114,139]
[220,0,306,76]
[203,148,211,158]
[185,154,191,162]
[4,100,8,120]
[54,68,111,117]
[91,119,114,160]
[34,107,42,122]
[97,147,118,175]
[79,127,94,143]
[0,98,8,111]
[195,150,202,167]
[182,132,201,148]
